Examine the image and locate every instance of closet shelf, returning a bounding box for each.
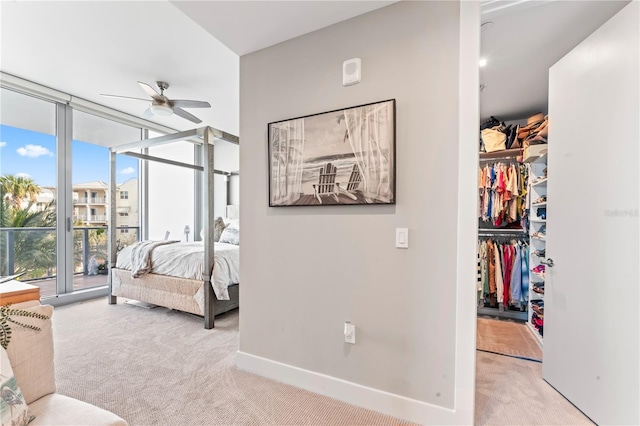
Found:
[533,152,548,164]
[477,306,528,321]
[532,202,547,207]
[526,322,544,345]
[479,147,523,161]
[531,178,548,187]
[531,235,546,241]
[531,271,545,280]
[530,219,547,223]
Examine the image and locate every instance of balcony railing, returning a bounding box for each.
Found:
[73,215,108,222]
[74,197,107,204]
[1,226,140,283]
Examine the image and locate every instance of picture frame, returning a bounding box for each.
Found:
[268,99,396,207]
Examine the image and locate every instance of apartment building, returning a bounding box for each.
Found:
[114,178,138,235]
[72,181,108,225]
[72,178,138,230]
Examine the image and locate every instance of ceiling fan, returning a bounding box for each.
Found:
[101,81,210,124]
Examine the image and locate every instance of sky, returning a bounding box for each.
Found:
[302,111,352,161]
[0,124,138,187]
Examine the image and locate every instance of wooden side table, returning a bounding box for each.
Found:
[0,280,40,305]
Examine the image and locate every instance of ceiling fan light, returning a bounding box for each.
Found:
[150,103,173,117]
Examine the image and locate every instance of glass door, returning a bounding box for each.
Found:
[71,110,140,292]
[0,88,59,297]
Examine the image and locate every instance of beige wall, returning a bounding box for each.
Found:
[240,1,461,409]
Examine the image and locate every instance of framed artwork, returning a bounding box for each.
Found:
[268,99,396,207]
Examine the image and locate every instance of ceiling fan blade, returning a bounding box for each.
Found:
[138,81,163,101]
[142,107,153,119]
[170,100,211,109]
[172,107,202,124]
[100,94,150,102]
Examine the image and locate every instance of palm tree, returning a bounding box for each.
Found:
[0,200,56,278]
[0,175,41,209]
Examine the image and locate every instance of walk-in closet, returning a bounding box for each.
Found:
[474,2,638,425]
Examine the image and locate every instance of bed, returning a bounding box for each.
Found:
[107,126,239,329]
[111,240,239,319]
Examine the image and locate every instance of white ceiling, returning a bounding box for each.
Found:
[0,1,240,136]
[0,1,396,140]
[171,1,398,56]
[0,0,631,135]
[479,0,629,121]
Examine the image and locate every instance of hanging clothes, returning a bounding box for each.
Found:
[487,240,497,294]
[494,243,504,304]
[521,244,530,301]
[502,244,512,307]
[510,244,523,304]
[477,238,530,311]
[478,162,529,228]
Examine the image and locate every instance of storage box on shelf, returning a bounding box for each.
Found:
[527,152,547,345]
[524,144,548,163]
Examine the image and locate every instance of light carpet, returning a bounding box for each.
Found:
[51,299,592,425]
[475,351,593,425]
[476,317,543,361]
[52,299,414,426]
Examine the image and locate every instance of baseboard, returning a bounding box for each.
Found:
[236,351,458,425]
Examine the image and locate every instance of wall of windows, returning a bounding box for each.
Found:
[71,109,141,292]
[0,88,58,296]
[1,75,238,305]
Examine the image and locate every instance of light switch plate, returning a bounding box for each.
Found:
[396,228,409,248]
[344,322,356,344]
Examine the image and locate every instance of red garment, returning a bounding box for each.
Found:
[496,167,506,194]
[502,245,513,307]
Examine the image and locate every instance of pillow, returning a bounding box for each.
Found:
[5,304,55,405]
[218,221,239,245]
[213,217,227,242]
[0,346,34,426]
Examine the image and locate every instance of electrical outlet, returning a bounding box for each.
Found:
[344,321,356,344]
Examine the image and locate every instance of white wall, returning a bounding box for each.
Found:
[239,2,478,423]
[148,142,195,241]
[147,139,238,238]
[213,141,239,219]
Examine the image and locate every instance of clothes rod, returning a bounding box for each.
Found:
[478,233,528,238]
[478,229,527,236]
[479,156,521,163]
[479,228,526,232]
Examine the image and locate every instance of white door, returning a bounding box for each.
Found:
[543,2,639,424]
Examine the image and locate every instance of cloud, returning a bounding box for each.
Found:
[120,167,136,175]
[15,173,31,179]
[0,142,6,148]
[16,144,54,158]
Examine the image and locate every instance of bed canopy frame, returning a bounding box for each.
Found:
[107,126,239,329]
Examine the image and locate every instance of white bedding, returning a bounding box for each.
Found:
[116,241,239,300]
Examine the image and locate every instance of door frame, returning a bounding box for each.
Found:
[455,1,481,423]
